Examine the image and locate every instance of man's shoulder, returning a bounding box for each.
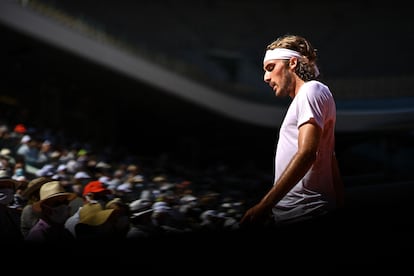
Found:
[301,80,332,99]
[303,80,328,91]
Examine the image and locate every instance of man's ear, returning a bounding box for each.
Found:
[289,57,298,67]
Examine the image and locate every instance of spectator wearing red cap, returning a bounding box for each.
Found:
[83,180,109,195]
[13,124,26,134]
[64,180,113,237]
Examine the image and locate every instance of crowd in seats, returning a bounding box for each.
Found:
[0,121,272,244]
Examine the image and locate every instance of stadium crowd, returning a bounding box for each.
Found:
[0,121,274,244]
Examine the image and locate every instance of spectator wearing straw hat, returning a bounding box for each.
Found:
[20,176,51,238]
[25,181,77,243]
[74,198,130,241]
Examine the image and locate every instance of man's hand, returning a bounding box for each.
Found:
[239,202,272,227]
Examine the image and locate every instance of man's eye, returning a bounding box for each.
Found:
[266,64,275,71]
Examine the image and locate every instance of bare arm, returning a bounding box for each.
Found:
[240,121,321,225]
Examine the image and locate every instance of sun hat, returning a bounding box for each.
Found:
[0,148,11,157]
[105,197,123,209]
[78,202,114,226]
[32,181,76,213]
[21,176,51,199]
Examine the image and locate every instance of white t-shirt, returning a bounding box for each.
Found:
[272,80,337,223]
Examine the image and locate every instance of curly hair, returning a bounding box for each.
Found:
[266,34,319,81]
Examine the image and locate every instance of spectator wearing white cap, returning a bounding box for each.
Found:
[37,139,53,166]
[52,164,71,189]
[150,201,189,234]
[199,209,227,231]
[127,207,155,239]
[16,135,46,170]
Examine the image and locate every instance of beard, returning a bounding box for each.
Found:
[276,70,295,98]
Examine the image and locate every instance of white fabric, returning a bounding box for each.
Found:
[263,48,320,77]
[272,80,337,223]
[64,207,80,236]
[263,48,302,63]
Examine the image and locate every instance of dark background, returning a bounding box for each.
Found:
[1,0,414,269]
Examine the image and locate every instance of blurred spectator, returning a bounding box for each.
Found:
[0,147,16,170]
[10,178,28,210]
[65,180,113,237]
[127,208,155,239]
[52,164,71,188]
[13,124,26,135]
[37,139,53,167]
[25,181,77,243]
[16,134,46,172]
[20,176,51,238]
[106,168,125,192]
[0,178,23,241]
[127,198,156,238]
[74,198,130,241]
[105,197,131,238]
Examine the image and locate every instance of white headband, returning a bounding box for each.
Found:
[263,48,320,77]
[263,48,302,63]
